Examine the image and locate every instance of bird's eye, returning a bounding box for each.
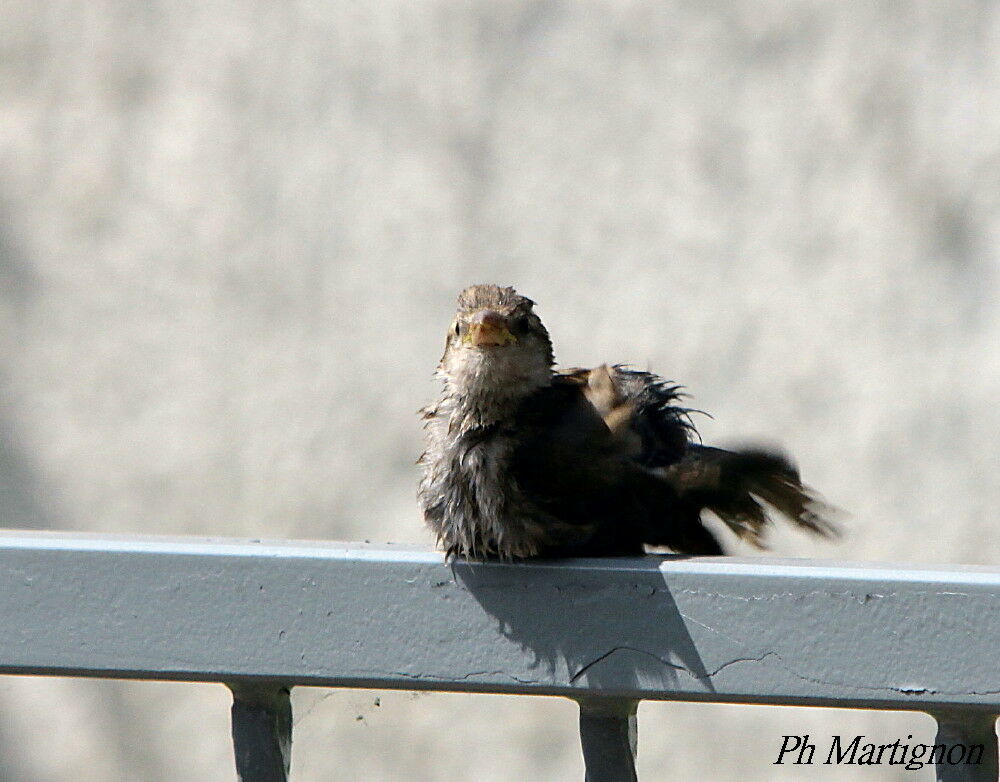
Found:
[512,316,531,334]
[453,322,464,337]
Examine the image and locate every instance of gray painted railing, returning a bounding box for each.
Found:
[0,530,998,781]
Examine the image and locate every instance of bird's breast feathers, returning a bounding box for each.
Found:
[419,412,550,559]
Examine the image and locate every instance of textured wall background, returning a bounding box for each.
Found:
[1,2,998,780]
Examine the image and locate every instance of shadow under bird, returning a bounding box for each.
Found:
[419,284,838,560]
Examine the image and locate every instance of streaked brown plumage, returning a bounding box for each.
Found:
[419,284,837,560]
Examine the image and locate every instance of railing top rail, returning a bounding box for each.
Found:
[3,529,999,580]
[1,530,997,712]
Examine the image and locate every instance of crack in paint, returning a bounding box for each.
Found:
[704,651,780,677]
[387,668,540,685]
[570,646,780,684]
[674,587,905,603]
[674,588,983,603]
[566,644,994,702]
[570,646,686,683]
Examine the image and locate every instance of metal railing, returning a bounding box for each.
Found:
[1,530,998,781]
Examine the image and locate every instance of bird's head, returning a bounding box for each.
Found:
[437,284,554,410]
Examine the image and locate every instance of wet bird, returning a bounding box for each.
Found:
[419,284,837,560]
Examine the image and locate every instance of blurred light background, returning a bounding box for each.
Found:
[1,2,999,780]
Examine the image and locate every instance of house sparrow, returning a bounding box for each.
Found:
[419,284,837,560]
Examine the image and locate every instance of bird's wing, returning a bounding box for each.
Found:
[509,377,723,556]
[556,365,839,550]
[560,365,695,467]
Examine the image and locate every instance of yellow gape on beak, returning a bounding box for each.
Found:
[464,309,517,347]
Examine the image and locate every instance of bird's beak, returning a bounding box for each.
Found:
[465,309,517,347]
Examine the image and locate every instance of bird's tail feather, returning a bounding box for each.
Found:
[660,445,840,549]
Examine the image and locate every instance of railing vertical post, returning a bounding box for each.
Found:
[577,698,640,782]
[930,711,998,782]
[229,683,293,782]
